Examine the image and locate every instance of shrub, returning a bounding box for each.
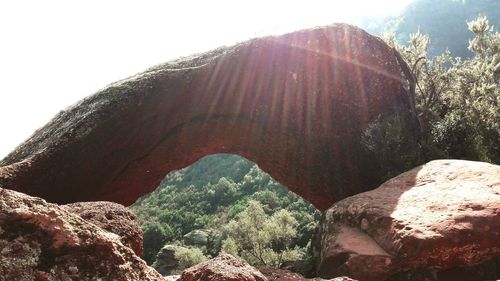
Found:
[174,246,208,270]
[221,200,304,267]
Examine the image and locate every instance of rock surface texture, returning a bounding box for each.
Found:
[153,244,181,276]
[315,159,500,281]
[183,229,209,246]
[62,201,144,257]
[0,187,165,281]
[177,254,268,281]
[259,267,356,281]
[0,24,419,211]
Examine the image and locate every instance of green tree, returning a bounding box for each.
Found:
[174,247,208,271]
[221,200,304,267]
[381,15,500,163]
[143,222,174,264]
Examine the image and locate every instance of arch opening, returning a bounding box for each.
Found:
[131,153,322,266]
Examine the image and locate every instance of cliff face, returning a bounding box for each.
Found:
[0,24,419,211]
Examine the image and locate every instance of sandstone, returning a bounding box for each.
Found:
[178,254,267,281]
[164,275,180,281]
[259,266,356,281]
[62,201,144,257]
[0,187,166,281]
[0,24,420,211]
[315,159,500,281]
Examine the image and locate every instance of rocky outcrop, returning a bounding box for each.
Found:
[259,267,356,281]
[62,201,144,257]
[178,254,267,281]
[315,159,500,281]
[183,230,208,246]
[153,244,181,276]
[0,187,165,281]
[164,275,180,281]
[0,24,420,211]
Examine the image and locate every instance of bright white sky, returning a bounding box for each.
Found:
[0,0,412,159]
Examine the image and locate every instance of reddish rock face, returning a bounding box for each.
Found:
[0,24,419,211]
[62,201,144,257]
[178,254,267,281]
[258,266,356,281]
[314,160,500,281]
[0,187,165,281]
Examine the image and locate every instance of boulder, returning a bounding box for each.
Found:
[153,244,181,276]
[183,229,208,246]
[62,201,144,257]
[165,275,180,281]
[315,159,500,281]
[0,24,420,211]
[0,187,165,281]
[259,267,356,281]
[178,254,267,281]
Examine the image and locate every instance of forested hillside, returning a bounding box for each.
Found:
[130,154,320,265]
[362,0,500,57]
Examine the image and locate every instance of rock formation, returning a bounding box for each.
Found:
[183,230,208,246]
[0,187,165,281]
[153,244,182,276]
[259,267,356,281]
[62,201,144,257]
[0,24,420,211]
[177,254,268,281]
[314,159,500,281]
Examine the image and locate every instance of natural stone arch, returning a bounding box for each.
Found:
[0,24,419,211]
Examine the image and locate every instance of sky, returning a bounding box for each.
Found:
[0,0,413,159]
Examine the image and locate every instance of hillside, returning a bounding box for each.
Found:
[130,154,321,264]
[362,0,500,57]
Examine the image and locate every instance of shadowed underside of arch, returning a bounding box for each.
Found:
[0,24,420,211]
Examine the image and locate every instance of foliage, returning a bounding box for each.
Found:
[174,247,208,270]
[130,154,320,265]
[221,200,304,267]
[364,0,500,58]
[381,15,500,163]
[143,222,174,264]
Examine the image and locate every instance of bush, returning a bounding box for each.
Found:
[221,200,304,267]
[143,222,173,264]
[381,15,500,164]
[174,247,208,270]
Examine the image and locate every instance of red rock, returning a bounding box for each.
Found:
[0,187,166,281]
[178,254,267,281]
[0,24,419,211]
[315,159,500,281]
[259,266,356,281]
[62,201,144,257]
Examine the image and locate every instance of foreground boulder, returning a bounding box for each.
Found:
[259,267,356,281]
[0,24,420,211]
[62,201,144,257]
[178,254,267,281]
[315,159,500,281]
[0,187,165,281]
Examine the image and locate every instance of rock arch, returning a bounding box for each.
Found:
[0,24,419,211]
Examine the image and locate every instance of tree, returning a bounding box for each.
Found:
[143,222,173,264]
[174,247,208,271]
[381,15,500,164]
[221,200,303,267]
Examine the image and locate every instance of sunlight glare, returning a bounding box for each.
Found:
[0,0,412,158]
